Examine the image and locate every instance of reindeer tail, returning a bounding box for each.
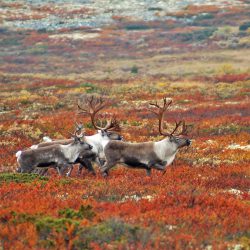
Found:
[15,151,22,158]
[43,136,52,142]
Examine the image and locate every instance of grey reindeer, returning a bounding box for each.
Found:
[16,127,93,176]
[101,97,191,176]
[30,123,96,176]
[31,95,123,176]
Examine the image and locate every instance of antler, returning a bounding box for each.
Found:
[69,123,85,139]
[174,121,188,136]
[149,97,187,137]
[102,116,121,132]
[75,122,85,137]
[78,95,120,131]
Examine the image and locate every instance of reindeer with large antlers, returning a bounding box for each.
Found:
[76,95,123,174]
[100,97,191,176]
[30,95,123,176]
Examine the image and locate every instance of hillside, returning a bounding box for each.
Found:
[0,1,250,249]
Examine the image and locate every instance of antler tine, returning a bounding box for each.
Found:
[163,97,168,107]
[169,121,183,136]
[68,129,79,139]
[78,95,113,130]
[163,98,173,111]
[103,116,121,132]
[149,99,172,112]
[149,101,161,109]
[158,109,172,137]
[148,97,189,137]
[74,122,85,138]
[75,121,83,130]
[77,99,89,115]
[175,121,189,136]
[112,117,121,131]
[148,97,173,137]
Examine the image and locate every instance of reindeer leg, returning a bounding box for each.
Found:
[95,157,104,168]
[77,158,96,176]
[100,161,115,177]
[77,164,83,176]
[57,163,69,176]
[37,168,49,176]
[83,159,96,175]
[152,162,168,175]
[66,165,74,177]
[147,161,166,176]
[56,166,62,176]
[146,168,151,176]
[99,158,106,166]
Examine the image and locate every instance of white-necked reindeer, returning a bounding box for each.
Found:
[77,95,122,172]
[16,128,93,175]
[31,95,123,176]
[101,97,191,176]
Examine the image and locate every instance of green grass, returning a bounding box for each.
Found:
[58,205,95,220]
[5,211,151,249]
[0,173,48,184]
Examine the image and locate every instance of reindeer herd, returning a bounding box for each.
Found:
[16,95,191,177]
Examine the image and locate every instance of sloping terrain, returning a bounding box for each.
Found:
[0,0,250,249]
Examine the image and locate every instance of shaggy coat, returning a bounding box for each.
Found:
[102,137,191,176]
[16,139,93,175]
[30,130,123,175]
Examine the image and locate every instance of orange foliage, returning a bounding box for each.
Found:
[215,73,250,83]
[1,1,250,247]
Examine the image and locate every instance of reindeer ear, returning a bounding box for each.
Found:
[169,136,175,142]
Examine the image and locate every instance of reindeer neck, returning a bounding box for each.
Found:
[85,133,108,154]
[61,143,81,162]
[101,137,110,148]
[154,137,178,161]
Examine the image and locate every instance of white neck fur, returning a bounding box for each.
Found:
[154,138,178,163]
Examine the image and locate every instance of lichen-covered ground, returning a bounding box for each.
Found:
[1,76,249,249]
[0,1,250,249]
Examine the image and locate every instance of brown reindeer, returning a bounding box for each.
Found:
[101,97,191,176]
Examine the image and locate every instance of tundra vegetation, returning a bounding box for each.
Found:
[0,0,250,249]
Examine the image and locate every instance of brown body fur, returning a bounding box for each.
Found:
[33,139,73,148]
[102,141,166,176]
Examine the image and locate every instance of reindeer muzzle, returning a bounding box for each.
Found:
[186,139,191,146]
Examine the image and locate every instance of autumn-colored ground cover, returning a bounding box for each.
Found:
[1,1,250,249]
[0,74,250,249]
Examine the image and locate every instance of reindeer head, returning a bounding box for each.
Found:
[149,97,191,149]
[78,95,123,141]
[69,123,93,150]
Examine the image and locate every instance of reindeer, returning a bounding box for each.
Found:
[30,123,96,176]
[30,95,122,176]
[77,96,122,172]
[16,128,93,176]
[101,97,191,176]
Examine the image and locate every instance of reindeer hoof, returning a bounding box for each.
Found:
[102,171,108,177]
